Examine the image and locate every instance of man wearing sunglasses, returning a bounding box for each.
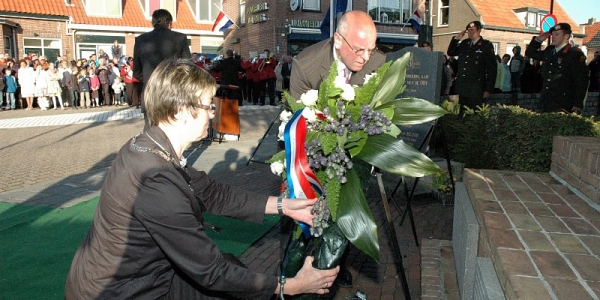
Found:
[289,10,385,99]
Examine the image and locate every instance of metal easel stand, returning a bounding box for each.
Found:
[246,105,283,165]
[375,170,412,300]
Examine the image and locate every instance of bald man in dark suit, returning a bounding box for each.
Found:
[288,11,385,292]
[289,11,385,100]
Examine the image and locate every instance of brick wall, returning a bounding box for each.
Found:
[551,136,600,205]
[485,92,600,117]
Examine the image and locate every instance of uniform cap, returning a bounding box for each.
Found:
[466,21,482,30]
[549,23,572,34]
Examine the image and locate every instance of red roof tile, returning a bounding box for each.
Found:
[583,22,600,45]
[0,0,211,31]
[470,0,582,34]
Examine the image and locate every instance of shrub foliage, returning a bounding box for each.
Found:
[440,104,600,172]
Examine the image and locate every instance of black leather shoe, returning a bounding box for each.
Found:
[335,268,353,288]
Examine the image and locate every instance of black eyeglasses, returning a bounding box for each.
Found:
[198,103,216,113]
[339,34,378,56]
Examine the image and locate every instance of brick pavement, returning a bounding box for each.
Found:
[0,105,455,299]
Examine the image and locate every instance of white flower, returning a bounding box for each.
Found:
[302,107,317,122]
[339,83,355,101]
[300,90,319,107]
[270,160,285,176]
[364,72,377,85]
[278,122,287,141]
[279,110,293,122]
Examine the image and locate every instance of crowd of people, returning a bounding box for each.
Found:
[0,41,136,111]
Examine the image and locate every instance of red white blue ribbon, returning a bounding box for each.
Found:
[284,108,323,237]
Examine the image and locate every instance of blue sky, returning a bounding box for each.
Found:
[556,0,599,24]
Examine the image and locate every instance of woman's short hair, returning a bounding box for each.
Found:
[145,59,216,127]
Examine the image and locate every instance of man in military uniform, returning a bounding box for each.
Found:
[447,21,497,112]
[525,23,588,113]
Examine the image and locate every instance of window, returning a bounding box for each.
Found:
[191,0,220,22]
[84,0,122,17]
[439,0,449,26]
[515,8,548,30]
[492,42,499,55]
[240,0,246,25]
[303,0,320,11]
[141,0,177,20]
[23,38,62,63]
[368,0,412,24]
[4,36,13,58]
[506,43,517,56]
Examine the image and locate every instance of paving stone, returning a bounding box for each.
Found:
[579,236,600,256]
[530,251,577,280]
[549,204,582,218]
[509,213,543,231]
[483,211,512,229]
[546,278,595,300]
[493,189,519,201]
[536,216,571,233]
[523,202,555,217]
[564,253,600,281]
[562,218,600,235]
[537,192,566,205]
[496,248,537,277]
[548,233,589,254]
[502,201,529,214]
[519,230,556,251]
[506,275,553,300]
[488,228,524,249]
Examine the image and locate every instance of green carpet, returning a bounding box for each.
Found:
[0,197,279,300]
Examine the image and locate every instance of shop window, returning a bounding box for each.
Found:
[303,0,320,11]
[140,0,177,20]
[367,0,412,24]
[439,0,449,26]
[85,0,122,17]
[23,38,62,63]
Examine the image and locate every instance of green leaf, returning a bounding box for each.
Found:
[346,130,368,157]
[325,179,341,220]
[284,90,304,112]
[384,124,401,138]
[336,169,380,262]
[371,52,410,107]
[266,150,286,164]
[355,134,441,177]
[381,97,448,125]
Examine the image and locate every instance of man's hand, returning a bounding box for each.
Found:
[456,29,466,40]
[536,32,550,43]
[483,91,490,99]
[282,197,318,225]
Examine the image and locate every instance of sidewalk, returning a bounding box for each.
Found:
[0,105,454,299]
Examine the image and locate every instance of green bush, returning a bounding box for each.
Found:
[439,104,600,172]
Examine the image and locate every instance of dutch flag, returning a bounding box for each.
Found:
[212,11,234,32]
[408,9,422,33]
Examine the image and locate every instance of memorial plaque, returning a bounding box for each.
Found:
[386,47,442,150]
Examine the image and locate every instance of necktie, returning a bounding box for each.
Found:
[344,68,351,84]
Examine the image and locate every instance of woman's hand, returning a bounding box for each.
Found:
[282,197,317,226]
[282,257,339,295]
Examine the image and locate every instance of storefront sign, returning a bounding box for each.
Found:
[290,19,321,28]
[249,14,268,24]
[247,2,269,14]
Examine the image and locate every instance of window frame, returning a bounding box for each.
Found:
[438,0,449,27]
[84,0,122,17]
[23,37,62,63]
[367,0,412,25]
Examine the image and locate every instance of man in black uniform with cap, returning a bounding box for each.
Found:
[525,23,588,113]
[447,21,497,112]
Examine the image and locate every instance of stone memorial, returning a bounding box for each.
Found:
[386,47,442,150]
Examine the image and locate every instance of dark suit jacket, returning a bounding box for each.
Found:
[525,37,588,112]
[133,27,191,111]
[447,36,497,99]
[289,38,386,99]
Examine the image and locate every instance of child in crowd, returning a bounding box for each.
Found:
[65,66,80,109]
[88,67,100,108]
[112,76,125,106]
[78,68,91,109]
[4,68,18,110]
[47,63,65,110]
